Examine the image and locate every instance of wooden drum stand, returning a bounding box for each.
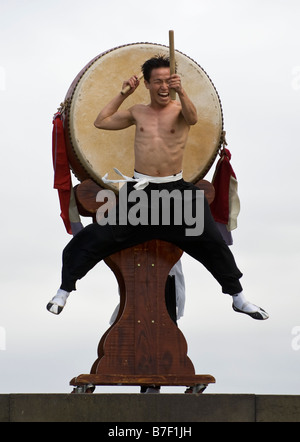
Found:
[61,42,222,393]
[70,179,216,394]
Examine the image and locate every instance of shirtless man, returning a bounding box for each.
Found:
[47,55,268,320]
[94,59,197,178]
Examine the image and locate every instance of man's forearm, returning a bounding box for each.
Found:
[94,93,126,128]
[178,89,198,126]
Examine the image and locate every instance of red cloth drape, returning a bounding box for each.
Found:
[210,147,238,226]
[52,112,72,234]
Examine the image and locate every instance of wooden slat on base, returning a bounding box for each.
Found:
[70,374,216,387]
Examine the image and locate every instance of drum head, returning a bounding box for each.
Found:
[64,43,223,191]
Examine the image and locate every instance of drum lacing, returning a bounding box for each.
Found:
[219,130,228,156]
[56,98,70,115]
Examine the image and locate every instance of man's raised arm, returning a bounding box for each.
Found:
[168,74,198,126]
[94,75,140,130]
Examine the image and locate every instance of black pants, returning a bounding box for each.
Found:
[61,179,243,295]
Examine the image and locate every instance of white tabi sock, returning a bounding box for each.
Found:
[231,291,259,313]
[52,289,70,306]
[47,289,70,315]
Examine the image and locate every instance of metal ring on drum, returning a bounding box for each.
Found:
[63,43,223,193]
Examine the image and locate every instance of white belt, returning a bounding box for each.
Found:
[102,168,183,190]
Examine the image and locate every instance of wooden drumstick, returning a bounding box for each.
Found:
[169,30,176,100]
[121,72,144,95]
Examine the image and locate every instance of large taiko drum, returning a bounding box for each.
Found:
[63,43,223,192]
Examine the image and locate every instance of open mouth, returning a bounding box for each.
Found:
[158,92,169,98]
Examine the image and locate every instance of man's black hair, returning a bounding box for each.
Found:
[141,55,176,82]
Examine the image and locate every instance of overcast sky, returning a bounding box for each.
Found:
[1,0,300,395]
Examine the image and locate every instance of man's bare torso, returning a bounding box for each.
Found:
[94,66,198,177]
[131,101,190,177]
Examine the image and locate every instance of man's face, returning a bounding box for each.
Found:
[145,67,171,106]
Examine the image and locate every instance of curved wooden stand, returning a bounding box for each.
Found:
[70,181,215,391]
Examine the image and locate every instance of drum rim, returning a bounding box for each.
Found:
[63,42,224,187]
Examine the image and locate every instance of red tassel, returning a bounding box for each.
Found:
[52,112,72,234]
[210,147,237,226]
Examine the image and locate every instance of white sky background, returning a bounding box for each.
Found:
[0,0,300,395]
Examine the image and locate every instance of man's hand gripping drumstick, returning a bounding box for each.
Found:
[121,72,144,95]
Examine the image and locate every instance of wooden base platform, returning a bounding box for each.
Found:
[70,374,216,388]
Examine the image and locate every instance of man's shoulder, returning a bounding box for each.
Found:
[130,104,150,119]
[130,103,149,111]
